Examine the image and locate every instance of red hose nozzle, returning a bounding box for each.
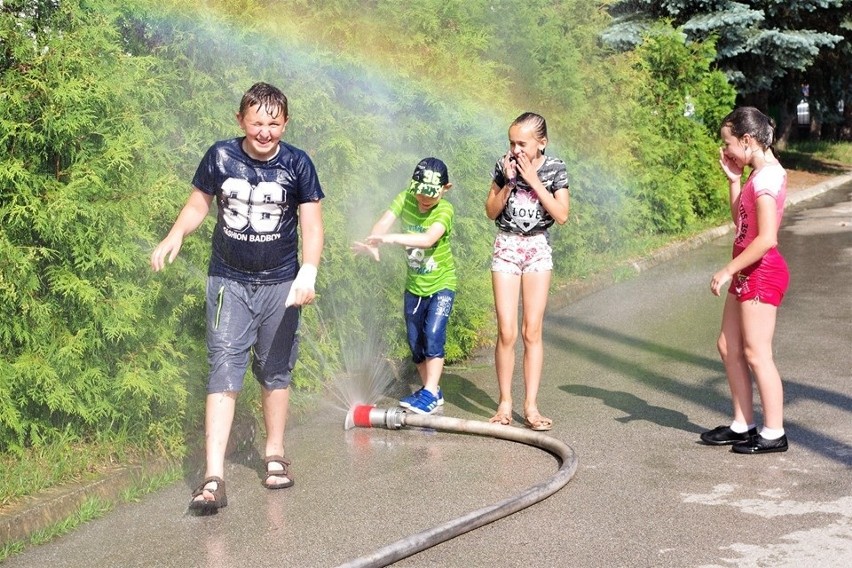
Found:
[353,404,374,428]
[344,405,406,430]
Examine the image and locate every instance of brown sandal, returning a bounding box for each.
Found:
[189,476,227,512]
[264,455,294,489]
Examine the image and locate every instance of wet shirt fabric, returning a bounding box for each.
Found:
[491,155,569,235]
[729,163,789,305]
[192,138,324,283]
[388,190,457,296]
[733,163,786,253]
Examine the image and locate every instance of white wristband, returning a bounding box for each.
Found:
[285,264,318,307]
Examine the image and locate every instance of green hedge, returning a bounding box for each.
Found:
[0,0,735,455]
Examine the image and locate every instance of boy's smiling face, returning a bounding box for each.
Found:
[413,184,452,212]
[237,103,287,161]
[415,192,442,212]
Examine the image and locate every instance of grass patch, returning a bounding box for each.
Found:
[27,497,114,546]
[0,497,113,562]
[120,467,184,503]
[780,141,852,173]
[611,264,641,284]
[0,465,182,563]
[0,435,156,508]
[790,141,852,164]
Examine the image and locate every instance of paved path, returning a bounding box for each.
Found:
[3,177,851,567]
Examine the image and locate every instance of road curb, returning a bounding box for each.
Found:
[786,171,852,207]
[0,460,176,546]
[0,419,256,548]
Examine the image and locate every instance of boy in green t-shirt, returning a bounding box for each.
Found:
[352,157,456,414]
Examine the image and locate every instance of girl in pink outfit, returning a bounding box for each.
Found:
[702,107,789,454]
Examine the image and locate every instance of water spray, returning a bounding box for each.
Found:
[339,404,579,568]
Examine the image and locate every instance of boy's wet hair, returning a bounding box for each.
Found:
[720,106,775,149]
[240,82,288,119]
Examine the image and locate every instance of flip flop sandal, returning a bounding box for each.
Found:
[189,476,227,512]
[524,414,553,431]
[264,455,295,489]
[489,411,512,426]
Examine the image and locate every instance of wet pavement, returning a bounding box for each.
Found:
[3,177,851,567]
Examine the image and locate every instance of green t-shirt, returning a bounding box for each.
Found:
[389,190,457,296]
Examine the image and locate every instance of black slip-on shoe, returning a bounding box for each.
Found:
[732,434,788,454]
[700,425,758,445]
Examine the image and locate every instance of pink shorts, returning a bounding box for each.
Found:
[727,249,789,307]
[491,232,552,275]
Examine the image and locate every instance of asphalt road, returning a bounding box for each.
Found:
[4,179,851,567]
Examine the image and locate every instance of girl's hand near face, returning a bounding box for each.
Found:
[502,152,517,187]
[719,147,743,183]
[515,152,535,184]
[516,152,547,197]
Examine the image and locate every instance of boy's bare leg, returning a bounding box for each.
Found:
[417,357,444,394]
[262,387,291,485]
[194,391,237,502]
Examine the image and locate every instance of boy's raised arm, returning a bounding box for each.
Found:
[150,188,213,271]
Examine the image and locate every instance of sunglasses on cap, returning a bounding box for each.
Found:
[408,179,442,198]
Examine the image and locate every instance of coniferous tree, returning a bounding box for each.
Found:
[602,1,852,142]
[0,0,200,453]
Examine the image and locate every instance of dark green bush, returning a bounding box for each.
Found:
[0,0,202,453]
[1,0,738,458]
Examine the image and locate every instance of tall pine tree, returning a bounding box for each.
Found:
[602,0,852,143]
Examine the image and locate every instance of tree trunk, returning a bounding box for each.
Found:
[775,105,795,151]
[841,100,852,141]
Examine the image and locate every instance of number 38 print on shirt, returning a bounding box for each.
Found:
[220,178,287,236]
[191,138,325,283]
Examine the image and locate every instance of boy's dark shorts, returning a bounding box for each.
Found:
[206,276,300,393]
[404,289,455,363]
